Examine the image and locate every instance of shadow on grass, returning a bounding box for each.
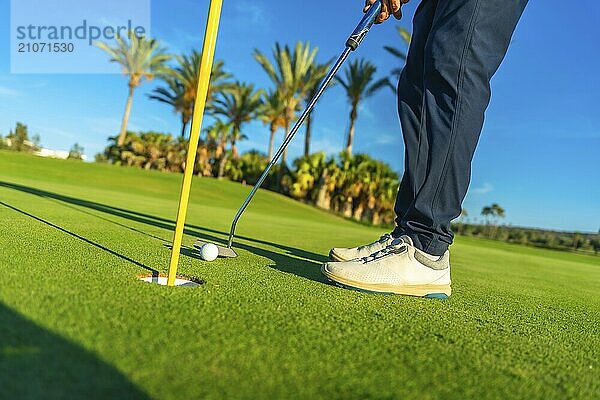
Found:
[0,181,329,284]
[0,200,159,277]
[0,302,150,399]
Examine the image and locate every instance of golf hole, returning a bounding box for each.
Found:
[139,274,203,287]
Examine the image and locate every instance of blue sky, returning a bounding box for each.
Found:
[0,0,598,232]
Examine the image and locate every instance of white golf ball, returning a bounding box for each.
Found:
[199,243,219,261]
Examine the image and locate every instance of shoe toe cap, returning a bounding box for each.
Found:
[322,261,350,279]
[322,262,338,275]
[329,248,355,262]
[322,261,363,280]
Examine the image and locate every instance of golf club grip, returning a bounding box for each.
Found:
[346,1,382,50]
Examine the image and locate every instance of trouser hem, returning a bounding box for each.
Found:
[393,227,449,256]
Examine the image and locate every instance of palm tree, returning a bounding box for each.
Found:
[148,78,192,138]
[302,60,333,157]
[481,203,505,238]
[165,136,188,173]
[371,175,399,225]
[457,208,469,234]
[149,52,232,139]
[492,203,505,219]
[481,206,493,222]
[336,59,388,156]
[258,89,287,161]
[254,42,319,176]
[139,131,171,171]
[384,26,412,91]
[204,119,233,178]
[212,82,263,176]
[96,35,171,146]
[289,152,329,201]
[174,52,232,114]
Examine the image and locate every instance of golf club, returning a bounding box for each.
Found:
[195,1,383,258]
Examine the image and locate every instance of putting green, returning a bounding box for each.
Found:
[0,150,598,399]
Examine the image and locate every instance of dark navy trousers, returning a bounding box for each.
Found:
[392,0,528,255]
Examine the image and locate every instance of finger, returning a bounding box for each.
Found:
[376,2,390,24]
[388,0,403,20]
[363,0,377,12]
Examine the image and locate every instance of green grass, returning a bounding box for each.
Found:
[0,150,598,399]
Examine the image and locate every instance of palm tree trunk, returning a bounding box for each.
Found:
[277,121,291,189]
[268,123,276,162]
[181,117,189,139]
[213,140,225,177]
[346,106,357,156]
[304,113,312,158]
[281,125,289,166]
[232,140,238,159]
[315,169,330,209]
[372,210,381,225]
[118,86,135,146]
[231,126,240,159]
[353,202,365,221]
[343,197,353,217]
[215,143,222,159]
[218,154,228,179]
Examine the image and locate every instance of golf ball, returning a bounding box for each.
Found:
[199,243,219,261]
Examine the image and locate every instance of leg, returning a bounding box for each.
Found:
[393,0,438,226]
[398,0,529,255]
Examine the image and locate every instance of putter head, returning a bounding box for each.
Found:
[193,240,238,258]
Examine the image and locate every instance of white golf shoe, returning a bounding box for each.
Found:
[322,236,451,299]
[329,233,397,262]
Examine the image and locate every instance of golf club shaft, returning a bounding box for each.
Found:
[227,2,382,249]
[227,47,351,248]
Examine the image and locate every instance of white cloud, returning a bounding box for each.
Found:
[233,1,268,26]
[471,182,494,195]
[311,136,343,156]
[168,28,201,50]
[374,133,397,145]
[358,103,375,121]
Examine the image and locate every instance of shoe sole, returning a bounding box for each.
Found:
[321,265,451,299]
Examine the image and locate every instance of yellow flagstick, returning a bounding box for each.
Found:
[167,0,223,286]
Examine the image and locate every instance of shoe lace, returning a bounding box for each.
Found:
[358,233,392,252]
[360,239,407,264]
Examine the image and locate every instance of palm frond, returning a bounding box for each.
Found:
[95,34,172,85]
[367,77,390,97]
[383,46,407,61]
[396,26,412,45]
